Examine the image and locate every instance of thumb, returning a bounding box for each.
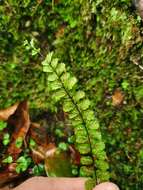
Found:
[93,182,120,190]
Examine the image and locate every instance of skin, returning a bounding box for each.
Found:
[0,177,119,190]
[138,0,143,19]
[133,0,143,19]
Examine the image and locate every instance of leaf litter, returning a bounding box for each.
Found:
[0,101,78,188]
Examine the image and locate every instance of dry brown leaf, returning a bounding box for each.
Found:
[112,89,124,106]
[31,143,56,164]
[29,122,49,147]
[7,101,30,160]
[0,101,30,186]
[69,145,81,165]
[0,171,18,187]
[29,122,52,164]
[0,102,19,121]
[45,149,73,177]
[8,163,17,173]
[55,25,65,38]
[31,147,45,163]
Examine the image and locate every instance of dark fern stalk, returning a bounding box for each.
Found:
[42,52,110,186]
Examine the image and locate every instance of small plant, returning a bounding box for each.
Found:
[0,121,7,131]
[2,156,13,164]
[2,133,10,146]
[29,138,37,149]
[32,164,45,176]
[42,52,109,188]
[16,156,32,174]
[23,39,40,56]
[58,142,69,151]
[15,137,23,148]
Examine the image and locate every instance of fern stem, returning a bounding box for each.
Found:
[49,62,97,181]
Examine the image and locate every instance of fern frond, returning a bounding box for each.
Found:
[42,52,110,183]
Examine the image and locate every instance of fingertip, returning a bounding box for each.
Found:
[93,182,120,190]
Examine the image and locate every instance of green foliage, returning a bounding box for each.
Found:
[29,138,37,149]
[85,179,96,190]
[0,121,7,131]
[32,164,45,176]
[134,86,143,106]
[58,142,69,151]
[2,156,13,164]
[16,156,32,174]
[24,39,40,56]
[71,165,78,176]
[15,137,23,148]
[2,133,10,146]
[42,52,109,183]
[0,0,55,110]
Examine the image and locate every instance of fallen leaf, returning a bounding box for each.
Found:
[0,170,18,187]
[29,122,49,147]
[0,101,31,186]
[31,147,45,164]
[8,163,17,173]
[45,149,73,177]
[31,143,56,164]
[69,145,81,165]
[112,89,124,106]
[7,101,30,160]
[0,103,19,121]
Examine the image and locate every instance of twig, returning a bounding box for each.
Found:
[132,60,143,71]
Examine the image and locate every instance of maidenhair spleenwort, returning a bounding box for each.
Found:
[42,52,110,190]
